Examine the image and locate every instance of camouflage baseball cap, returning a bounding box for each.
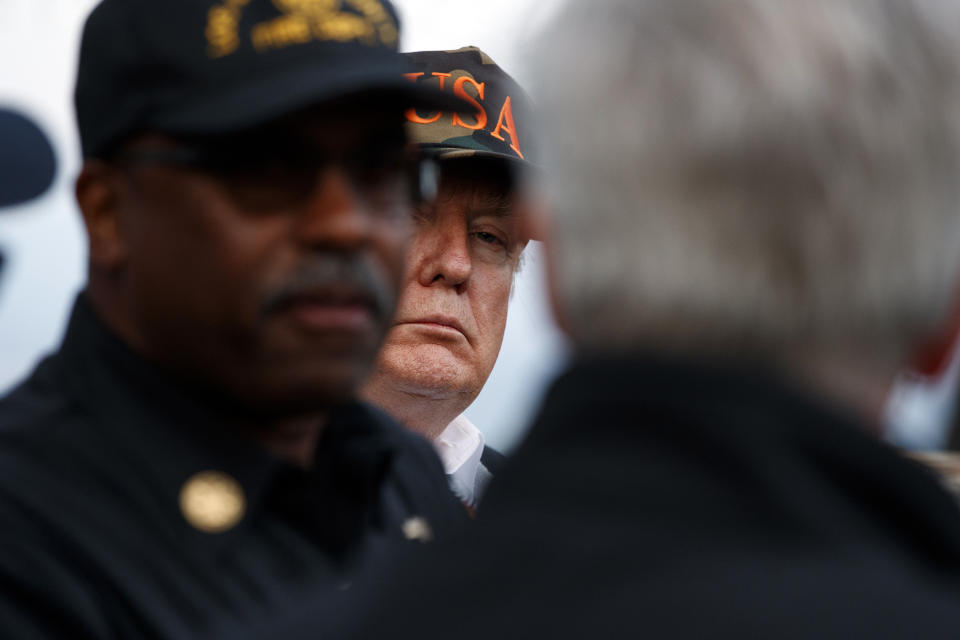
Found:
[402,47,534,166]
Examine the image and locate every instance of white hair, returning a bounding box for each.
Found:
[529,0,960,362]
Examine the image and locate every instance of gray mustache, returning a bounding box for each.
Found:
[261,254,395,319]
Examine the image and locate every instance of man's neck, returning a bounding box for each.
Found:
[245,416,328,467]
[361,383,468,441]
[783,348,898,434]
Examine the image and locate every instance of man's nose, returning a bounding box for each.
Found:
[415,219,472,290]
[294,166,373,248]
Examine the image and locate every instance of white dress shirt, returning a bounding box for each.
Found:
[433,414,492,507]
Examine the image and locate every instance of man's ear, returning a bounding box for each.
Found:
[908,298,960,379]
[516,191,547,246]
[76,160,128,271]
[516,191,573,337]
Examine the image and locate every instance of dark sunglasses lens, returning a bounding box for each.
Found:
[118,139,431,210]
[342,145,416,204]
[211,157,318,210]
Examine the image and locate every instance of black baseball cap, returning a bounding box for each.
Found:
[0,108,57,208]
[75,0,468,158]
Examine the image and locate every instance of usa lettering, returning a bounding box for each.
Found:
[403,72,524,159]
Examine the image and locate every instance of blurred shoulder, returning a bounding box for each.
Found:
[352,402,467,530]
[0,354,86,453]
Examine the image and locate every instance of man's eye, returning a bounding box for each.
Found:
[473,231,505,247]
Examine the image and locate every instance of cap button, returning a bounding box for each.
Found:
[401,516,433,543]
[179,471,246,533]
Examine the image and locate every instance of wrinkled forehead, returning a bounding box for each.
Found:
[433,183,514,236]
[434,180,514,221]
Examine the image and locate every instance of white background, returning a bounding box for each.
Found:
[0,0,567,451]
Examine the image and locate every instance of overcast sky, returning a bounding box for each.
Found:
[0,0,567,450]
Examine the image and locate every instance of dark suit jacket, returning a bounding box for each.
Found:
[267,353,960,639]
[480,445,507,475]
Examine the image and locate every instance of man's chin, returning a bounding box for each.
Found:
[236,384,361,417]
[219,358,375,416]
[369,347,476,400]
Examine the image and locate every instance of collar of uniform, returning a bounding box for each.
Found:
[433,414,485,506]
[523,350,960,566]
[54,294,400,554]
[529,350,875,446]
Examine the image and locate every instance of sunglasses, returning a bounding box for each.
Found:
[114,135,439,212]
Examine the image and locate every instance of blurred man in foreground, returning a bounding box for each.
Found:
[363,47,534,508]
[0,0,468,636]
[275,0,960,637]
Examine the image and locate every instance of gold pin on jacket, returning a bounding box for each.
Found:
[179,471,246,533]
[401,516,433,543]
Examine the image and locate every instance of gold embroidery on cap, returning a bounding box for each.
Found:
[346,0,398,46]
[207,0,397,59]
[179,471,247,533]
[207,0,253,59]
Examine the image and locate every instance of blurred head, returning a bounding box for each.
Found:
[73,0,461,414]
[362,48,533,437]
[530,0,960,366]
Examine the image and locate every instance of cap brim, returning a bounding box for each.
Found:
[152,50,470,136]
[430,147,528,164]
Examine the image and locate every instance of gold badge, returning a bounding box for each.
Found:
[401,516,433,543]
[179,471,247,534]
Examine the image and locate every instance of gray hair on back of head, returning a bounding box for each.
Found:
[530,0,960,363]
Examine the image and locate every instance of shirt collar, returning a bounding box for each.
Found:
[54,294,400,554]
[433,414,485,505]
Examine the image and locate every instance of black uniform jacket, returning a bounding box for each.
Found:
[277,353,960,639]
[0,295,464,638]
